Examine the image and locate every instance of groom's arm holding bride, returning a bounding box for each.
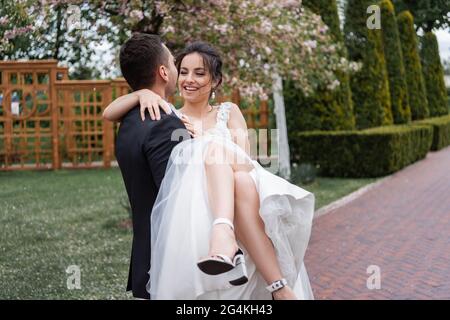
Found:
[104,88,251,154]
[103,89,198,137]
[103,90,191,188]
[142,115,189,188]
[103,88,172,122]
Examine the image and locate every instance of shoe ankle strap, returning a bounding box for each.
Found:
[213,218,234,231]
[266,278,287,293]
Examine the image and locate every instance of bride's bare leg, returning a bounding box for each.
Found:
[233,171,297,300]
[204,143,238,259]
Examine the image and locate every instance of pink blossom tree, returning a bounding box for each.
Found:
[109,0,355,177]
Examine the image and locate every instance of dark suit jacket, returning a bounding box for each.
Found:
[115,106,189,299]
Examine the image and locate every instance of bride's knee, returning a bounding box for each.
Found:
[234,171,255,196]
[205,142,228,166]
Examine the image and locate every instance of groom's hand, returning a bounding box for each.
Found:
[136,89,172,121]
[181,115,201,138]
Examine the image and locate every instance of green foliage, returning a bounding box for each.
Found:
[0,1,36,57]
[444,59,450,75]
[397,11,430,120]
[413,114,450,150]
[284,0,355,135]
[420,32,449,117]
[303,0,344,42]
[392,0,450,32]
[292,124,433,178]
[344,0,393,129]
[448,87,450,112]
[1,1,105,78]
[284,77,354,131]
[380,0,411,124]
[70,65,102,80]
[290,162,317,185]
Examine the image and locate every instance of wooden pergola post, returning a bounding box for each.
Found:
[3,79,12,168]
[259,100,269,128]
[50,66,61,169]
[102,85,113,168]
[232,89,241,106]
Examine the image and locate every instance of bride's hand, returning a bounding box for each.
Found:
[181,115,201,138]
[135,89,172,121]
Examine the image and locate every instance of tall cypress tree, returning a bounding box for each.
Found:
[397,10,429,120]
[420,32,449,117]
[380,0,411,124]
[392,0,450,33]
[344,0,393,129]
[284,0,355,132]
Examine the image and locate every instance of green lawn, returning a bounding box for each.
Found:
[0,169,131,300]
[0,168,378,299]
[298,177,378,210]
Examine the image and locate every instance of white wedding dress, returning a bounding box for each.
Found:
[147,102,315,300]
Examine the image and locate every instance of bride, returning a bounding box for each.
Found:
[104,41,315,300]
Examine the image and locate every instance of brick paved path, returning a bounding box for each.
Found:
[304,146,450,299]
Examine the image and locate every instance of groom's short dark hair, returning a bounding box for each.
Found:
[120,33,169,91]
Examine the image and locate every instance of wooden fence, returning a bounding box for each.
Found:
[0,60,269,171]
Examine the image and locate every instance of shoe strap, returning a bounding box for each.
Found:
[212,218,234,231]
[266,278,287,293]
[213,254,233,265]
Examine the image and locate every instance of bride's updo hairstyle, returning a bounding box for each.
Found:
[175,41,223,97]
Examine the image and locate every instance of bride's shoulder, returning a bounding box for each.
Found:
[216,102,246,127]
[214,102,243,122]
[215,101,240,113]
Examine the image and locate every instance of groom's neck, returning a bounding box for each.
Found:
[148,85,167,100]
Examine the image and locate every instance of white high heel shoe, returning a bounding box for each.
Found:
[197,218,248,286]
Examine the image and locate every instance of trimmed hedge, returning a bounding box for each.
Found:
[413,114,450,151]
[292,124,433,178]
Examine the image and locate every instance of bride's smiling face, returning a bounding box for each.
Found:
[178,52,215,104]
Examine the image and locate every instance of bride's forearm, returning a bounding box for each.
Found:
[103,91,140,121]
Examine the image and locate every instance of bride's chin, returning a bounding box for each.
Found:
[183,95,206,104]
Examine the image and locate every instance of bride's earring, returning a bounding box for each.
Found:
[211,90,216,101]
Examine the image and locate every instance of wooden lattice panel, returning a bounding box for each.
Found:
[56,81,112,168]
[0,77,4,166]
[0,61,57,170]
[0,61,269,171]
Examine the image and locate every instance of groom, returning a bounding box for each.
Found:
[115,33,190,299]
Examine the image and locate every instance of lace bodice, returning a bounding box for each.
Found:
[206,102,233,140]
[172,102,233,140]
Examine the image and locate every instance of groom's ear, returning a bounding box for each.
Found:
[158,65,169,83]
